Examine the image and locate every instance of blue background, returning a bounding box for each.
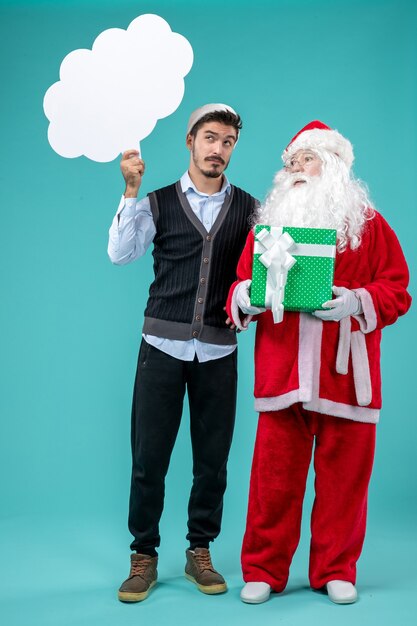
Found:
[1,0,416,624]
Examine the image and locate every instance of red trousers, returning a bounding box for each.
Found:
[241,405,376,591]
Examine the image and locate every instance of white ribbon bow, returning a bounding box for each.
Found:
[256,228,297,323]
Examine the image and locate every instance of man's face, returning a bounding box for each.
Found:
[187,122,237,179]
[284,149,322,185]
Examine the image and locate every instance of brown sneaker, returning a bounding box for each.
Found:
[118,553,158,602]
[185,548,227,594]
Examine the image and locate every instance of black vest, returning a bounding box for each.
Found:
[142,181,256,345]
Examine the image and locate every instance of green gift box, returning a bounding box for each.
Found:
[250,225,337,320]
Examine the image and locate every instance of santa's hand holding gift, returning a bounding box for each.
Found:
[226,121,411,605]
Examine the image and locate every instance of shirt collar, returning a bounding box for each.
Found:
[180,171,231,197]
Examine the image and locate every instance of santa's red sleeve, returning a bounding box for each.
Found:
[353,212,411,333]
[226,230,255,328]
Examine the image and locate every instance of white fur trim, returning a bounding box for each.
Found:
[299,313,322,400]
[283,128,354,169]
[255,389,302,412]
[306,398,379,424]
[353,288,377,333]
[255,395,379,423]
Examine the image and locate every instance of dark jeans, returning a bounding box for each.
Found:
[128,339,238,555]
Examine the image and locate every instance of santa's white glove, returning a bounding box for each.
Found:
[312,286,362,321]
[235,279,266,315]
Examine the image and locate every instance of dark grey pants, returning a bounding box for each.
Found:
[128,339,237,555]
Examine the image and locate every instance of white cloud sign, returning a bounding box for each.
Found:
[43,14,194,162]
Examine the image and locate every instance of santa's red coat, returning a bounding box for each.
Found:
[226,212,411,423]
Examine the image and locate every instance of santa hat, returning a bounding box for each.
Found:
[282,120,354,169]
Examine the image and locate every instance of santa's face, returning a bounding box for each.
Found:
[284,149,322,184]
[256,148,371,253]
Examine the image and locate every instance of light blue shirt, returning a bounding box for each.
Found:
[108,172,237,362]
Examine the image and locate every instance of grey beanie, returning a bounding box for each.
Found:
[186,103,239,136]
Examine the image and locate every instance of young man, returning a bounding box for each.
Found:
[108,104,257,602]
[227,121,411,605]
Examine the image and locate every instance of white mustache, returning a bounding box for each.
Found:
[292,175,308,185]
[274,169,314,188]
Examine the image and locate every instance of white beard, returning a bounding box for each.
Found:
[255,151,374,251]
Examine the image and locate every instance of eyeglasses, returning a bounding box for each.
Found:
[284,151,320,170]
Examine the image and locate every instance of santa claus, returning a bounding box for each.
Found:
[226,121,411,605]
